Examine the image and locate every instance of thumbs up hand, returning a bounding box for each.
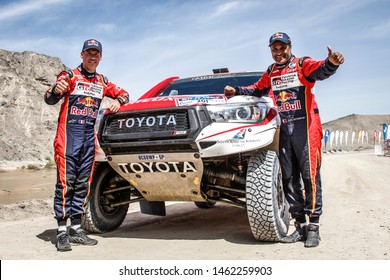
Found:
[327,46,344,66]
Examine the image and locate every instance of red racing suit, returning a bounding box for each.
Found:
[45,64,129,223]
[237,55,339,223]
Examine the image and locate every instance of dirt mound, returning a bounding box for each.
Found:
[0,198,53,221]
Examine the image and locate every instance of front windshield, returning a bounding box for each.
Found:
[158,73,262,97]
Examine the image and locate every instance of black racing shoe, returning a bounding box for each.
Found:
[68,227,98,246]
[280,222,307,243]
[56,231,72,252]
[305,224,321,248]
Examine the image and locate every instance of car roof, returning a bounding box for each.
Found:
[172,71,264,84]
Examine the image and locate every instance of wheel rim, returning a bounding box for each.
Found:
[98,174,124,215]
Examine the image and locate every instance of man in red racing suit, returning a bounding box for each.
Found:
[44,39,129,251]
[225,32,344,247]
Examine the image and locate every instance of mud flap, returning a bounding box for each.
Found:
[139,200,166,216]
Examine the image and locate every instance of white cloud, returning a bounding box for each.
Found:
[210,1,240,19]
[0,0,71,21]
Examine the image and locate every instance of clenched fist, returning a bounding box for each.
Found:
[224,85,236,97]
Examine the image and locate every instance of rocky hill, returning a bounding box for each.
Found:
[0,49,388,170]
[0,49,66,170]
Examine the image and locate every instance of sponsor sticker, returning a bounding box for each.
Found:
[74,82,103,98]
[138,154,165,160]
[175,95,225,106]
[173,130,187,135]
[271,72,302,91]
[233,129,246,139]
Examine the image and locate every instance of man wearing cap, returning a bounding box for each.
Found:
[44,39,129,251]
[224,32,344,247]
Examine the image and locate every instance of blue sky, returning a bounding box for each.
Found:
[0,0,389,123]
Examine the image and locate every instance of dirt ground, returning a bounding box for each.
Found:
[0,150,389,262]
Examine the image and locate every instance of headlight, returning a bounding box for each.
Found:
[206,102,269,123]
[235,106,252,120]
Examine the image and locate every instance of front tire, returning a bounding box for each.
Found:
[246,150,289,241]
[82,163,130,233]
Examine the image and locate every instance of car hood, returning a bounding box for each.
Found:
[118,94,228,112]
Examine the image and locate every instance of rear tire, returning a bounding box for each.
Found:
[246,150,289,241]
[82,163,130,233]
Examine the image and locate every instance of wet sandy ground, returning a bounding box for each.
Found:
[0,169,55,204]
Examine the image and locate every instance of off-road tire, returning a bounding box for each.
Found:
[246,150,289,241]
[82,163,130,233]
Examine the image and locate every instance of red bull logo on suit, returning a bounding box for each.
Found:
[77,96,98,108]
[275,91,296,103]
[274,91,301,112]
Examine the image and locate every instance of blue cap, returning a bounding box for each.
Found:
[82,39,102,53]
[269,32,291,46]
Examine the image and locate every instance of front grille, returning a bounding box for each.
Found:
[104,110,189,135]
[99,107,211,154]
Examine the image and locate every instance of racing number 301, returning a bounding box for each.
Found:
[212,266,272,276]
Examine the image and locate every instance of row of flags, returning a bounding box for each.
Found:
[323,123,388,150]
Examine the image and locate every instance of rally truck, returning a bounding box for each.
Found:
[82,69,290,241]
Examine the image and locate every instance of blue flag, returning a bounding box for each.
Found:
[384,123,388,141]
[324,129,330,148]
